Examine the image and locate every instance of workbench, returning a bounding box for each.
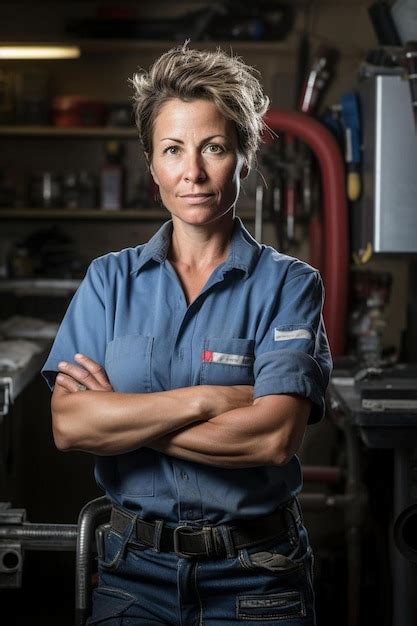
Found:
[0,342,50,420]
[329,378,417,626]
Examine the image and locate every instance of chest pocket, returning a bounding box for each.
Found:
[105,334,153,393]
[200,338,255,386]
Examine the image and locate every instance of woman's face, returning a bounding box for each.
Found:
[149,98,248,227]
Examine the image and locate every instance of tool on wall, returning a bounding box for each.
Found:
[260,141,285,250]
[283,134,297,245]
[260,132,300,251]
[340,93,362,202]
[298,46,336,115]
[260,45,341,277]
[298,46,339,274]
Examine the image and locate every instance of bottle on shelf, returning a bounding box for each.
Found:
[100,141,125,210]
[30,172,62,208]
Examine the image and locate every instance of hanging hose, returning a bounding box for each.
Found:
[264,109,349,357]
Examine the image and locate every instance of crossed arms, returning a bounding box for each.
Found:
[51,353,311,469]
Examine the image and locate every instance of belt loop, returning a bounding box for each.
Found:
[125,513,138,547]
[217,525,237,559]
[152,520,164,552]
[203,526,215,557]
[117,511,138,563]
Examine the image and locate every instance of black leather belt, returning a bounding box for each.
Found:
[109,499,300,559]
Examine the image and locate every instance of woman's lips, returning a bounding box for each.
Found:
[179,194,215,205]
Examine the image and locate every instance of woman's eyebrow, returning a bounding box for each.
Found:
[160,137,184,143]
[159,135,229,147]
[159,135,228,143]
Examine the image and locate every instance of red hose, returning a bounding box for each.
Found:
[264,109,348,357]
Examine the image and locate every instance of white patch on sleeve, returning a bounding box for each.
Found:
[274,328,312,341]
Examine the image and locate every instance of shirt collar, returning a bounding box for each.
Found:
[130,216,262,278]
[222,216,262,278]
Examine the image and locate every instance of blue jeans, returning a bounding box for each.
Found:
[86,510,316,625]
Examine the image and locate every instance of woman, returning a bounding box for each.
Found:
[42,44,332,625]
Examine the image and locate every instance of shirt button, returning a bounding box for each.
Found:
[186,510,194,519]
[181,472,189,480]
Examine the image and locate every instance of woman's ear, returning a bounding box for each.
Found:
[146,155,159,186]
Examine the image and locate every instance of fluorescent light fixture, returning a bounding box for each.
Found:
[0,45,81,59]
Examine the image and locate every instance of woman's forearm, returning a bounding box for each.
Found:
[147,395,310,468]
[51,383,253,456]
[52,387,209,455]
[148,416,263,468]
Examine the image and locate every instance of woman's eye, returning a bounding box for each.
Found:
[164,146,179,155]
[205,144,224,154]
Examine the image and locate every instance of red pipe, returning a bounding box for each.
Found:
[264,109,348,357]
[302,465,343,484]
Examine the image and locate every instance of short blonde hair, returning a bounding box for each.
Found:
[131,43,269,167]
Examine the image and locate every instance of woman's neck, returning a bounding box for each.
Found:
[169,213,235,271]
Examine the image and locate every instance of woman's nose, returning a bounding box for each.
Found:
[183,153,207,183]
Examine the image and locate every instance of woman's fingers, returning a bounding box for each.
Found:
[74,353,113,389]
[57,357,112,392]
[56,373,84,393]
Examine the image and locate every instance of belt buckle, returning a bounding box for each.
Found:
[173,524,196,558]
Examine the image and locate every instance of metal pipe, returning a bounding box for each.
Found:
[75,496,112,626]
[0,523,77,550]
[264,110,348,357]
[299,493,355,510]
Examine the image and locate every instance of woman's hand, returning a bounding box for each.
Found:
[56,354,113,393]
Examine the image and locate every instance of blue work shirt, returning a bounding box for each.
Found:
[42,217,332,525]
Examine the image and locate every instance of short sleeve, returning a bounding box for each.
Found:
[41,260,106,390]
[253,269,333,424]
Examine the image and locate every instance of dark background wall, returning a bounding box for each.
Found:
[0,2,410,624]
